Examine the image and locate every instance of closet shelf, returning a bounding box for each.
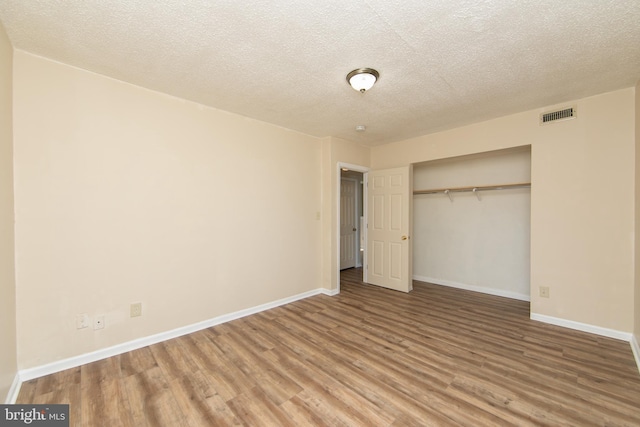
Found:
[413,182,531,195]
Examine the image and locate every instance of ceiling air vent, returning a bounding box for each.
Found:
[540,106,576,125]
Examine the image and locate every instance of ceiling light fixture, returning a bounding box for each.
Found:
[346,68,379,93]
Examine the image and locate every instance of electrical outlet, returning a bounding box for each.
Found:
[94,315,105,330]
[539,286,550,298]
[76,313,89,329]
[130,303,142,318]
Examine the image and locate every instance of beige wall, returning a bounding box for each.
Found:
[373,88,636,332]
[0,21,17,401]
[13,51,323,369]
[320,137,370,290]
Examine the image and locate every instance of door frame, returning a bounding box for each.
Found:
[336,162,369,292]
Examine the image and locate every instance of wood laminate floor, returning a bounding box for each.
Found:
[18,268,640,426]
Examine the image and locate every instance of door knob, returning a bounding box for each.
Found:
[353,228,357,231]
[401,235,409,240]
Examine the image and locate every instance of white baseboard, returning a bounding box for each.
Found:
[4,373,21,404]
[631,334,640,374]
[530,313,632,342]
[321,288,340,296]
[19,287,331,382]
[413,275,530,302]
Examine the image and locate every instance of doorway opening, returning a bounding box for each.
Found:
[340,171,364,270]
[336,162,368,291]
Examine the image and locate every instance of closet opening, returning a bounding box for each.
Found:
[412,146,531,303]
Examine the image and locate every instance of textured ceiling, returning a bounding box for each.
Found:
[1,1,639,146]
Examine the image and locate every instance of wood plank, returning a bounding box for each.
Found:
[80,359,135,427]
[168,371,241,427]
[123,366,187,427]
[148,339,199,382]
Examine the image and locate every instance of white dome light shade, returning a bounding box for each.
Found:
[349,73,376,92]
[346,68,379,93]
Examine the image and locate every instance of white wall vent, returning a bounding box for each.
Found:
[540,106,576,125]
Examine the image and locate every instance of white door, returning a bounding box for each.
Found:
[366,166,413,292]
[340,178,358,270]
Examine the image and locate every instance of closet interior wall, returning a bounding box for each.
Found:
[413,147,531,301]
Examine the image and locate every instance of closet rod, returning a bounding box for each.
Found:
[413,182,531,195]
